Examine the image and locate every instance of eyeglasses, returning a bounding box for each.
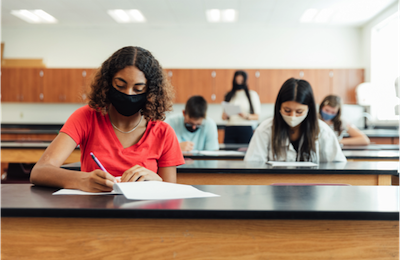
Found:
[185,123,202,129]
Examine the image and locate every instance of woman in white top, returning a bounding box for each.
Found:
[222,70,261,144]
[244,78,346,163]
[319,95,370,146]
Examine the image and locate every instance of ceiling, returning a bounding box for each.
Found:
[1,0,397,28]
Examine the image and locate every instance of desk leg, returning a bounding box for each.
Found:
[378,175,392,185]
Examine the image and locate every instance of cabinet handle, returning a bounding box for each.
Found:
[39,70,44,77]
[82,94,87,100]
[211,71,216,78]
[39,93,44,100]
[82,70,87,77]
[329,71,334,77]
[211,94,216,101]
[299,71,304,77]
[168,71,173,77]
[255,71,260,78]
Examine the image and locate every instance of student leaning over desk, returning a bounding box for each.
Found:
[244,78,346,163]
[31,46,185,192]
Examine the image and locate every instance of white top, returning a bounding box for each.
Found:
[326,120,349,141]
[226,90,261,126]
[244,117,347,163]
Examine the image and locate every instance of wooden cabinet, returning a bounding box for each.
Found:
[1,68,44,102]
[43,69,89,103]
[2,68,364,105]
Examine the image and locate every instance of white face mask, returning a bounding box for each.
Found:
[280,110,308,127]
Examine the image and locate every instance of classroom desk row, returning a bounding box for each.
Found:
[1,141,399,164]
[62,160,399,186]
[1,184,398,259]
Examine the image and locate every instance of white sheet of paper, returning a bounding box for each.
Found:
[113,181,219,200]
[53,182,219,200]
[222,101,241,116]
[53,189,119,195]
[266,161,318,167]
[198,150,245,156]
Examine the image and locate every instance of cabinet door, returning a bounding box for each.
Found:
[213,69,235,103]
[258,69,282,103]
[168,69,192,103]
[82,68,97,103]
[344,69,364,104]
[65,69,87,103]
[246,69,260,94]
[302,69,331,104]
[191,69,214,103]
[1,68,44,102]
[43,69,85,103]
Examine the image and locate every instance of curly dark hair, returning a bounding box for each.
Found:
[88,46,174,121]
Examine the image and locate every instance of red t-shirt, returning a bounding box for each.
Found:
[60,105,185,177]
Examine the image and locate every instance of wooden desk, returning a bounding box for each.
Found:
[2,184,398,260]
[1,142,80,164]
[62,160,399,186]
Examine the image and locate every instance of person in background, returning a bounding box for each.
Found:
[165,95,219,152]
[245,78,346,163]
[319,95,370,146]
[222,70,261,144]
[31,46,185,192]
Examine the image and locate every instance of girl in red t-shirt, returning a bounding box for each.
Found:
[31,46,185,192]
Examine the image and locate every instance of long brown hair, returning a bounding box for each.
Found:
[88,46,174,121]
[271,78,319,161]
[319,95,342,135]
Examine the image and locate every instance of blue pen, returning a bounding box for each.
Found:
[90,152,108,173]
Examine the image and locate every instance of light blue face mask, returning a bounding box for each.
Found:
[321,110,337,121]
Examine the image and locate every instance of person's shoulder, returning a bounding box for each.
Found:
[70,105,98,118]
[256,117,273,132]
[165,113,182,124]
[317,119,336,136]
[149,120,175,134]
[203,117,217,127]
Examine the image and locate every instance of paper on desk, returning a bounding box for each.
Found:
[113,182,219,200]
[266,161,318,167]
[222,101,241,116]
[198,150,245,156]
[53,189,119,195]
[53,181,219,200]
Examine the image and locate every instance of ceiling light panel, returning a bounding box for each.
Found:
[108,9,146,23]
[206,9,237,23]
[11,10,58,24]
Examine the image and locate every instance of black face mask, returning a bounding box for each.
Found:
[235,84,245,90]
[108,87,147,117]
[184,123,200,133]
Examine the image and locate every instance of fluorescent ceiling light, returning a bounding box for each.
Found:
[221,9,237,22]
[314,9,335,23]
[108,9,146,23]
[206,9,220,23]
[300,8,318,23]
[206,9,237,23]
[11,9,58,24]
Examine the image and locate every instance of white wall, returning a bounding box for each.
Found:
[361,2,398,82]
[2,24,362,69]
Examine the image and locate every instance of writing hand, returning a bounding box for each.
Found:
[121,165,162,182]
[180,141,194,152]
[79,169,115,192]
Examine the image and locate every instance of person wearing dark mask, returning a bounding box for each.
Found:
[165,96,219,152]
[319,95,370,146]
[222,70,261,144]
[31,46,185,192]
[245,78,346,163]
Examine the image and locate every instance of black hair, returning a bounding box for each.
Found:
[88,46,174,121]
[272,78,319,161]
[185,95,207,119]
[224,70,254,114]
